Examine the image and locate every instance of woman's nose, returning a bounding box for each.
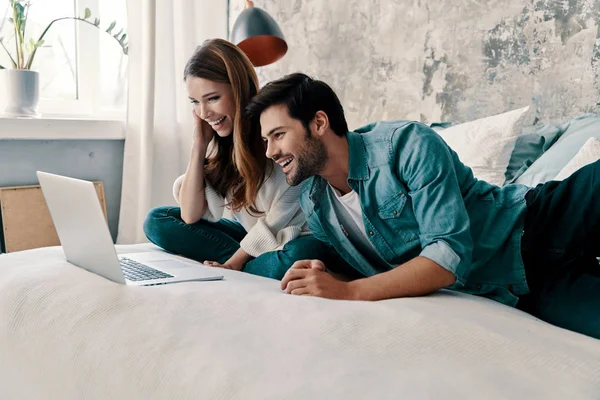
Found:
[198,104,212,120]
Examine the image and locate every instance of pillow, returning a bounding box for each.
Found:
[515,114,600,187]
[503,123,565,185]
[437,106,530,186]
[554,137,600,181]
[429,121,453,132]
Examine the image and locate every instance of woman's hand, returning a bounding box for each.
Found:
[192,109,215,149]
[204,249,251,272]
[204,260,243,271]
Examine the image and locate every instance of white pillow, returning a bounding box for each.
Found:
[437,106,530,186]
[554,137,600,181]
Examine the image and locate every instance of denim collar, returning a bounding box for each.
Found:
[346,131,370,182]
[308,131,369,203]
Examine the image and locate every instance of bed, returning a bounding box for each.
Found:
[4,104,600,400]
[1,243,600,399]
[3,110,600,398]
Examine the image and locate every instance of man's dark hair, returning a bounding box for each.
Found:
[245,73,349,137]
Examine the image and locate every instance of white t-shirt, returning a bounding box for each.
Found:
[328,185,391,268]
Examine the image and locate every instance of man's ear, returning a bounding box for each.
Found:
[312,111,330,137]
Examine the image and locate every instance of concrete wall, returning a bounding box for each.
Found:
[230,0,600,128]
[0,140,124,242]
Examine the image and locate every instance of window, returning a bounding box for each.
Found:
[0,0,128,119]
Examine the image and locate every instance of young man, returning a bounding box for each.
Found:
[245,73,600,339]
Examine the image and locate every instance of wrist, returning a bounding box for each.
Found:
[191,140,209,156]
[228,262,244,271]
[225,258,246,271]
[347,279,365,301]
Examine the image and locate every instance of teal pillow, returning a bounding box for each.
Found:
[503,123,564,185]
[515,114,600,187]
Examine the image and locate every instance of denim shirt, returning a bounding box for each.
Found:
[299,121,531,306]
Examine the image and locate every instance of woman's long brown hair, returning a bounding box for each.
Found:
[184,39,271,214]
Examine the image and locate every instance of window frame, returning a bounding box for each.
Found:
[36,0,123,120]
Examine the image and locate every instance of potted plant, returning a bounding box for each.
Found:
[0,0,128,118]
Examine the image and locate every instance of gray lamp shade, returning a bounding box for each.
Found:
[231,6,288,67]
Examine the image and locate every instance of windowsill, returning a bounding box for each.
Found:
[0,116,126,140]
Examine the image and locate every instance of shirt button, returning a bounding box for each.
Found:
[369,231,374,236]
[393,211,398,215]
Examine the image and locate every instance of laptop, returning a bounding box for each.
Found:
[37,171,223,286]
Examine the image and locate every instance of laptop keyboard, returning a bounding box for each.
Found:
[119,257,174,281]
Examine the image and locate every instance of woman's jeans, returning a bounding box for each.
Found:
[518,159,600,339]
[143,206,348,280]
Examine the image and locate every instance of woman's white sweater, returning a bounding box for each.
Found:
[172,166,309,257]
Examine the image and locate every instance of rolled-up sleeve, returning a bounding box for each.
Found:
[394,123,473,284]
[420,241,461,275]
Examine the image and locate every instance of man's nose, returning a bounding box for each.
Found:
[265,140,277,159]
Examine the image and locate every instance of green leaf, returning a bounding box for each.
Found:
[0,64,5,69]
[94,18,100,26]
[118,33,127,45]
[15,3,24,18]
[0,36,17,68]
[106,21,116,34]
[26,37,35,53]
[84,8,91,19]
[113,28,123,39]
[36,39,44,48]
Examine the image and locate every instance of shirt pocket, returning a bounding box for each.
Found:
[377,191,420,243]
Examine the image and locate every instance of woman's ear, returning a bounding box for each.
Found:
[313,110,330,137]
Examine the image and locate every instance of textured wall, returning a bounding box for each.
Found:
[230,0,600,128]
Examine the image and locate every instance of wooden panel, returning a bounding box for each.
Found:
[0,182,107,253]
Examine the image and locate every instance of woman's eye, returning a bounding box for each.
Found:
[208,96,220,102]
[275,132,285,139]
[190,99,198,104]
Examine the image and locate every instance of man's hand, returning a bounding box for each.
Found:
[281,260,355,300]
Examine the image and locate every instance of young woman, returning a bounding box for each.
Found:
[143,39,341,280]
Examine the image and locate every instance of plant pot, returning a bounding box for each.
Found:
[0,69,41,118]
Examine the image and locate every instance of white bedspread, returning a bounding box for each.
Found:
[1,244,599,399]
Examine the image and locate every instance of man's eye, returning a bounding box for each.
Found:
[275,132,285,138]
[190,99,198,104]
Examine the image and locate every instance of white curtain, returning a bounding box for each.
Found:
[117,0,228,244]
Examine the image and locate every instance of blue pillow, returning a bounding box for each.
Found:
[503,123,564,185]
[515,114,600,187]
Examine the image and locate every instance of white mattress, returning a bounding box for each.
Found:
[1,244,599,399]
